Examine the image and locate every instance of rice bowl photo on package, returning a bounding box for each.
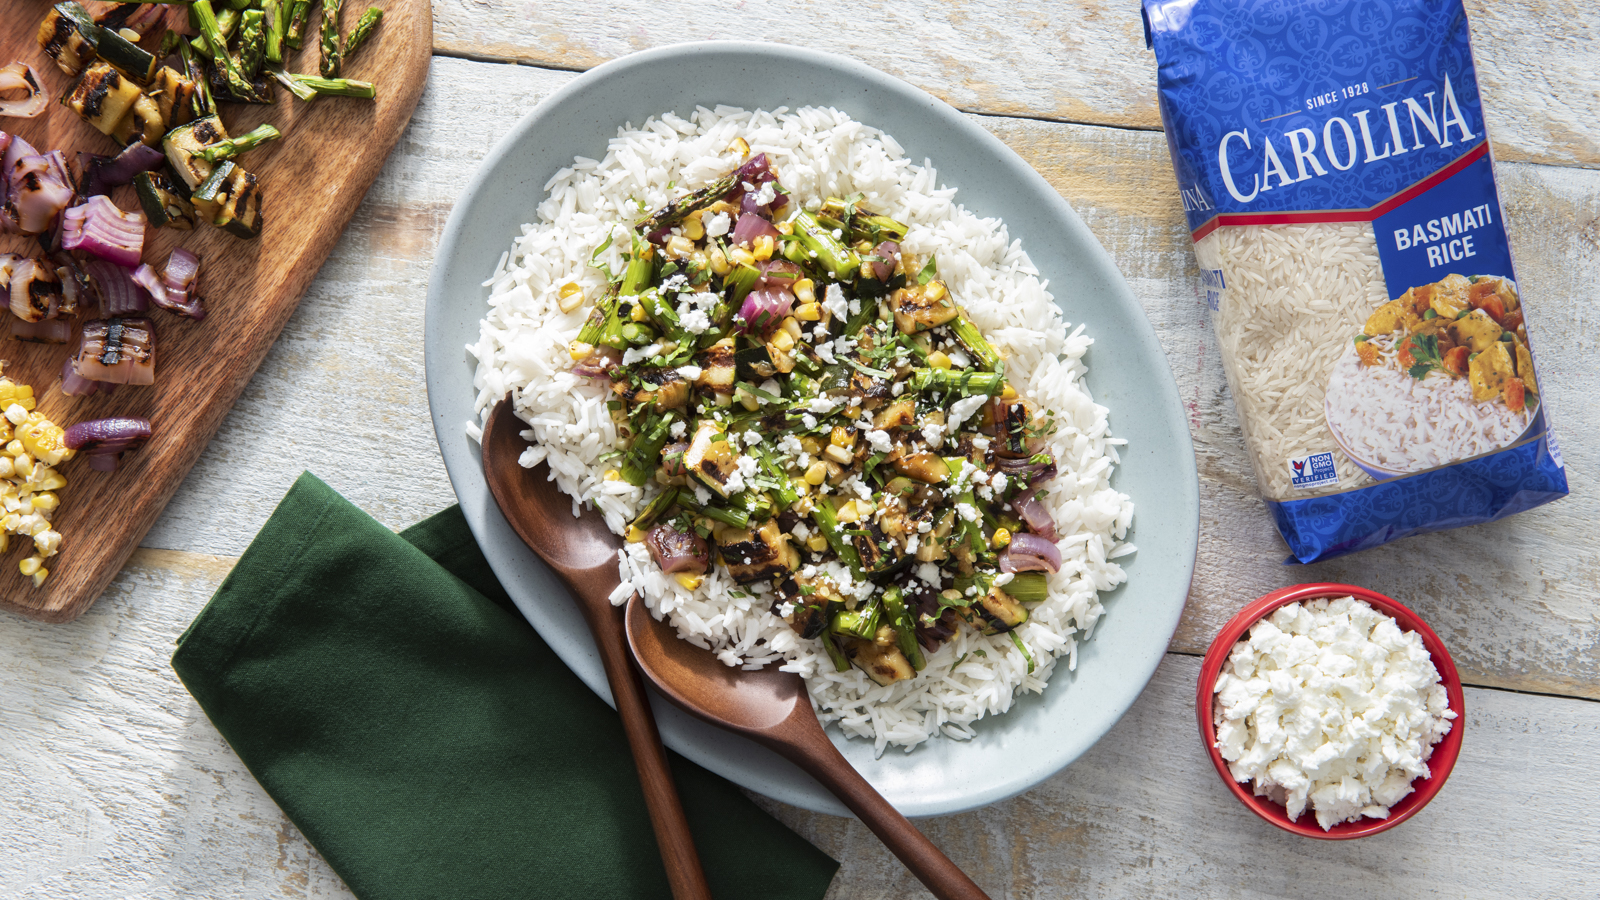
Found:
[466,104,1136,754]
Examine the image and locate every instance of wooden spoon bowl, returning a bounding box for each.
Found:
[479,396,710,900]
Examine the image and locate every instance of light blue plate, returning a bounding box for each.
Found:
[425,42,1198,818]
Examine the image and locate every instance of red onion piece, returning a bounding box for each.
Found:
[736,286,794,335]
[9,317,71,343]
[871,241,901,281]
[661,441,689,477]
[150,248,206,319]
[98,143,166,187]
[10,156,75,235]
[62,195,146,267]
[64,416,153,473]
[162,247,201,293]
[0,63,47,119]
[9,258,61,322]
[84,259,150,316]
[732,153,775,187]
[1013,492,1058,542]
[996,452,1057,486]
[572,345,620,379]
[757,258,801,288]
[2,132,37,176]
[60,357,114,397]
[131,263,168,305]
[999,533,1062,574]
[644,522,709,575]
[730,212,779,248]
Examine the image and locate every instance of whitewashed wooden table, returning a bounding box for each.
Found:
[3,2,1598,897]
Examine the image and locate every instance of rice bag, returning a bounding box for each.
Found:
[1141,0,1567,562]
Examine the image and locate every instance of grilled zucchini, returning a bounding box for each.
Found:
[212,167,263,238]
[37,2,99,77]
[134,171,196,230]
[110,93,164,147]
[94,26,158,84]
[162,115,230,189]
[149,66,197,130]
[63,61,142,136]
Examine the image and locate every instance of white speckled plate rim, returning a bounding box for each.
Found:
[425,41,1199,818]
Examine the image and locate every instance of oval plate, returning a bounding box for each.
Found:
[425,42,1198,818]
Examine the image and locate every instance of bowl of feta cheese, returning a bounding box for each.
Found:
[1197,583,1465,839]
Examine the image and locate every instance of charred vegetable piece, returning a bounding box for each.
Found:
[345,8,382,58]
[190,159,236,221]
[238,9,267,78]
[879,586,926,671]
[9,259,64,323]
[37,2,100,77]
[320,0,345,77]
[76,317,156,385]
[213,166,264,238]
[64,61,143,135]
[63,416,152,472]
[841,633,915,686]
[93,25,158,84]
[134,171,197,230]
[620,413,677,487]
[717,520,792,584]
[683,419,739,495]
[264,0,286,64]
[163,114,231,189]
[288,73,374,99]
[197,123,282,163]
[192,0,255,99]
[286,0,314,50]
[149,66,198,129]
[0,63,49,119]
[110,93,164,147]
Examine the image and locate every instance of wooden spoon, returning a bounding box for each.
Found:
[625,596,993,900]
[479,396,711,900]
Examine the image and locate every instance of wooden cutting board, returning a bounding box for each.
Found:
[0,0,430,622]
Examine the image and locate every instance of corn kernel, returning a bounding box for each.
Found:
[991,528,1012,549]
[4,404,27,426]
[830,426,855,448]
[557,282,585,313]
[34,470,65,492]
[30,492,57,513]
[34,530,60,557]
[30,567,46,588]
[729,137,749,157]
[569,340,595,361]
[674,572,703,591]
[803,462,827,485]
[710,200,738,216]
[806,535,829,552]
[770,329,795,353]
[0,458,13,479]
[1000,383,1018,400]
[752,234,775,261]
[667,235,695,259]
[626,525,648,543]
[738,388,760,412]
[782,317,803,340]
[5,440,22,456]
[18,556,39,576]
[792,304,819,324]
[835,501,860,524]
[630,302,650,322]
[823,444,853,465]
[792,278,816,305]
[925,280,947,302]
[800,436,823,456]
[603,469,621,481]
[729,248,757,268]
[708,248,731,275]
[13,455,32,478]
[927,351,952,370]
[682,215,705,241]
[775,221,794,236]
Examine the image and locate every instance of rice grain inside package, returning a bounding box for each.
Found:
[1142,0,1567,563]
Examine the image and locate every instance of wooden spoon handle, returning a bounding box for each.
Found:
[773,719,991,900]
[571,584,713,900]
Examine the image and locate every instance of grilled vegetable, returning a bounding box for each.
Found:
[683,419,739,495]
[93,25,158,84]
[192,0,256,100]
[162,114,230,189]
[890,279,959,333]
[110,93,164,147]
[9,259,64,323]
[75,317,156,385]
[717,520,792,584]
[286,0,314,50]
[135,171,196,230]
[211,164,264,238]
[345,8,382,58]
[238,9,267,78]
[319,0,344,77]
[196,124,281,163]
[64,61,143,135]
[0,63,49,119]
[286,73,374,98]
[841,633,915,686]
[149,66,198,129]
[263,0,286,64]
[37,2,100,77]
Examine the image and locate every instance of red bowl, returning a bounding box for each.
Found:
[1196,583,1466,839]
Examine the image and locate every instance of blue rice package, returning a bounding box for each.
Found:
[1141,0,1567,563]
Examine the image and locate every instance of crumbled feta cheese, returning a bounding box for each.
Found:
[891,381,905,397]
[947,347,971,368]
[679,307,711,334]
[920,421,944,448]
[807,397,840,414]
[692,484,712,505]
[742,430,761,447]
[992,572,1014,587]
[822,283,848,322]
[904,534,920,555]
[972,435,991,451]
[753,181,776,206]
[990,472,1009,493]
[661,273,689,292]
[1212,596,1457,831]
[801,414,818,430]
[865,430,894,453]
[848,297,861,316]
[778,434,803,457]
[915,562,942,586]
[955,502,980,523]
[669,420,687,439]
[917,520,932,533]
[622,342,665,366]
[676,365,703,381]
[813,340,837,364]
[704,211,731,237]
[948,394,989,430]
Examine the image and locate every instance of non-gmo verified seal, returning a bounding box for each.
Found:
[1289,451,1340,489]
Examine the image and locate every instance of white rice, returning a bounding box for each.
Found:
[466,106,1135,752]
[1325,334,1531,473]
[1195,223,1385,500]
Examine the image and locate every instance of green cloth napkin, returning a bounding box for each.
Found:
[172,471,838,900]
